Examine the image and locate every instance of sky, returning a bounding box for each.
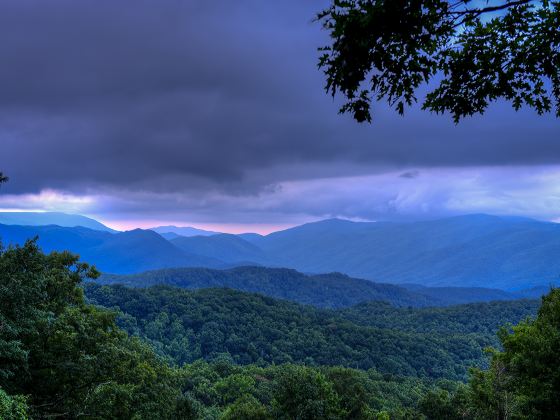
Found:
[0,0,559,233]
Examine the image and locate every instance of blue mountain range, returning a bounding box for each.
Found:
[1,212,559,290]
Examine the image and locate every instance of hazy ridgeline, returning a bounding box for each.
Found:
[2,213,560,291]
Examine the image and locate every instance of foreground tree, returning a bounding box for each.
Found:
[317,0,560,122]
[0,240,184,419]
[428,288,560,419]
[492,288,560,418]
[0,388,28,420]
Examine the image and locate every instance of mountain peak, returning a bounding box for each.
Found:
[150,225,220,237]
[0,211,115,232]
[439,213,539,224]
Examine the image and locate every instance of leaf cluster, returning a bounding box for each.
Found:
[318,0,560,122]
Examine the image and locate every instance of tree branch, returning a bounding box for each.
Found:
[451,0,534,27]
[452,0,533,16]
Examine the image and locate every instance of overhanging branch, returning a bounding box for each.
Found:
[451,0,534,27]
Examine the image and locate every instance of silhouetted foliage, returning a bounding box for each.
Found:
[318,0,560,122]
[0,173,8,187]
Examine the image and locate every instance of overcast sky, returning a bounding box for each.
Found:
[1,0,559,233]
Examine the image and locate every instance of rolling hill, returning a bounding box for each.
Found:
[399,284,526,305]
[99,266,440,308]
[248,215,560,290]
[98,265,527,308]
[150,225,220,237]
[84,283,540,380]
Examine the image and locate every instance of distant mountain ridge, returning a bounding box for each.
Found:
[99,266,439,308]
[0,211,115,232]
[3,212,560,290]
[148,214,560,290]
[150,225,220,237]
[249,214,560,290]
[0,223,223,274]
[170,234,268,265]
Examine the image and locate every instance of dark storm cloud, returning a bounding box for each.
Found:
[399,170,420,179]
[0,0,559,199]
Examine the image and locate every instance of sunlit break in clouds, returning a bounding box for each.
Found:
[2,166,560,233]
[0,190,95,214]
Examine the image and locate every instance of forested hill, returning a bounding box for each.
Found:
[98,266,524,308]
[85,283,539,381]
[338,299,540,335]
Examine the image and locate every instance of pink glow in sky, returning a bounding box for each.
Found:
[98,218,297,235]
[3,166,560,233]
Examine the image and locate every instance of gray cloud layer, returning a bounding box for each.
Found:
[0,0,559,226]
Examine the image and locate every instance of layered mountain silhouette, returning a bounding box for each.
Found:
[248,214,560,289]
[150,225,220,237]
[0,224,221,273]
[1,213,559,290]
[170,234,268,264]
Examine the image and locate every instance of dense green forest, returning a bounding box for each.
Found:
[98,266,440,308]
[98,266,527,308]
[339,300,540,335]
[85,284,537,380]
[1,241,558,419]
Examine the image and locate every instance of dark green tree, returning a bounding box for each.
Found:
[272,365,344,420]
[317,0,560,122]
[0,388,28,420]
[418,384,471,420]
[493,288,560,418]
[460,288,560,419]
[0,240,184,419]
[467,361,519,420]
[324,368,372,419]
[222,395,272,420]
